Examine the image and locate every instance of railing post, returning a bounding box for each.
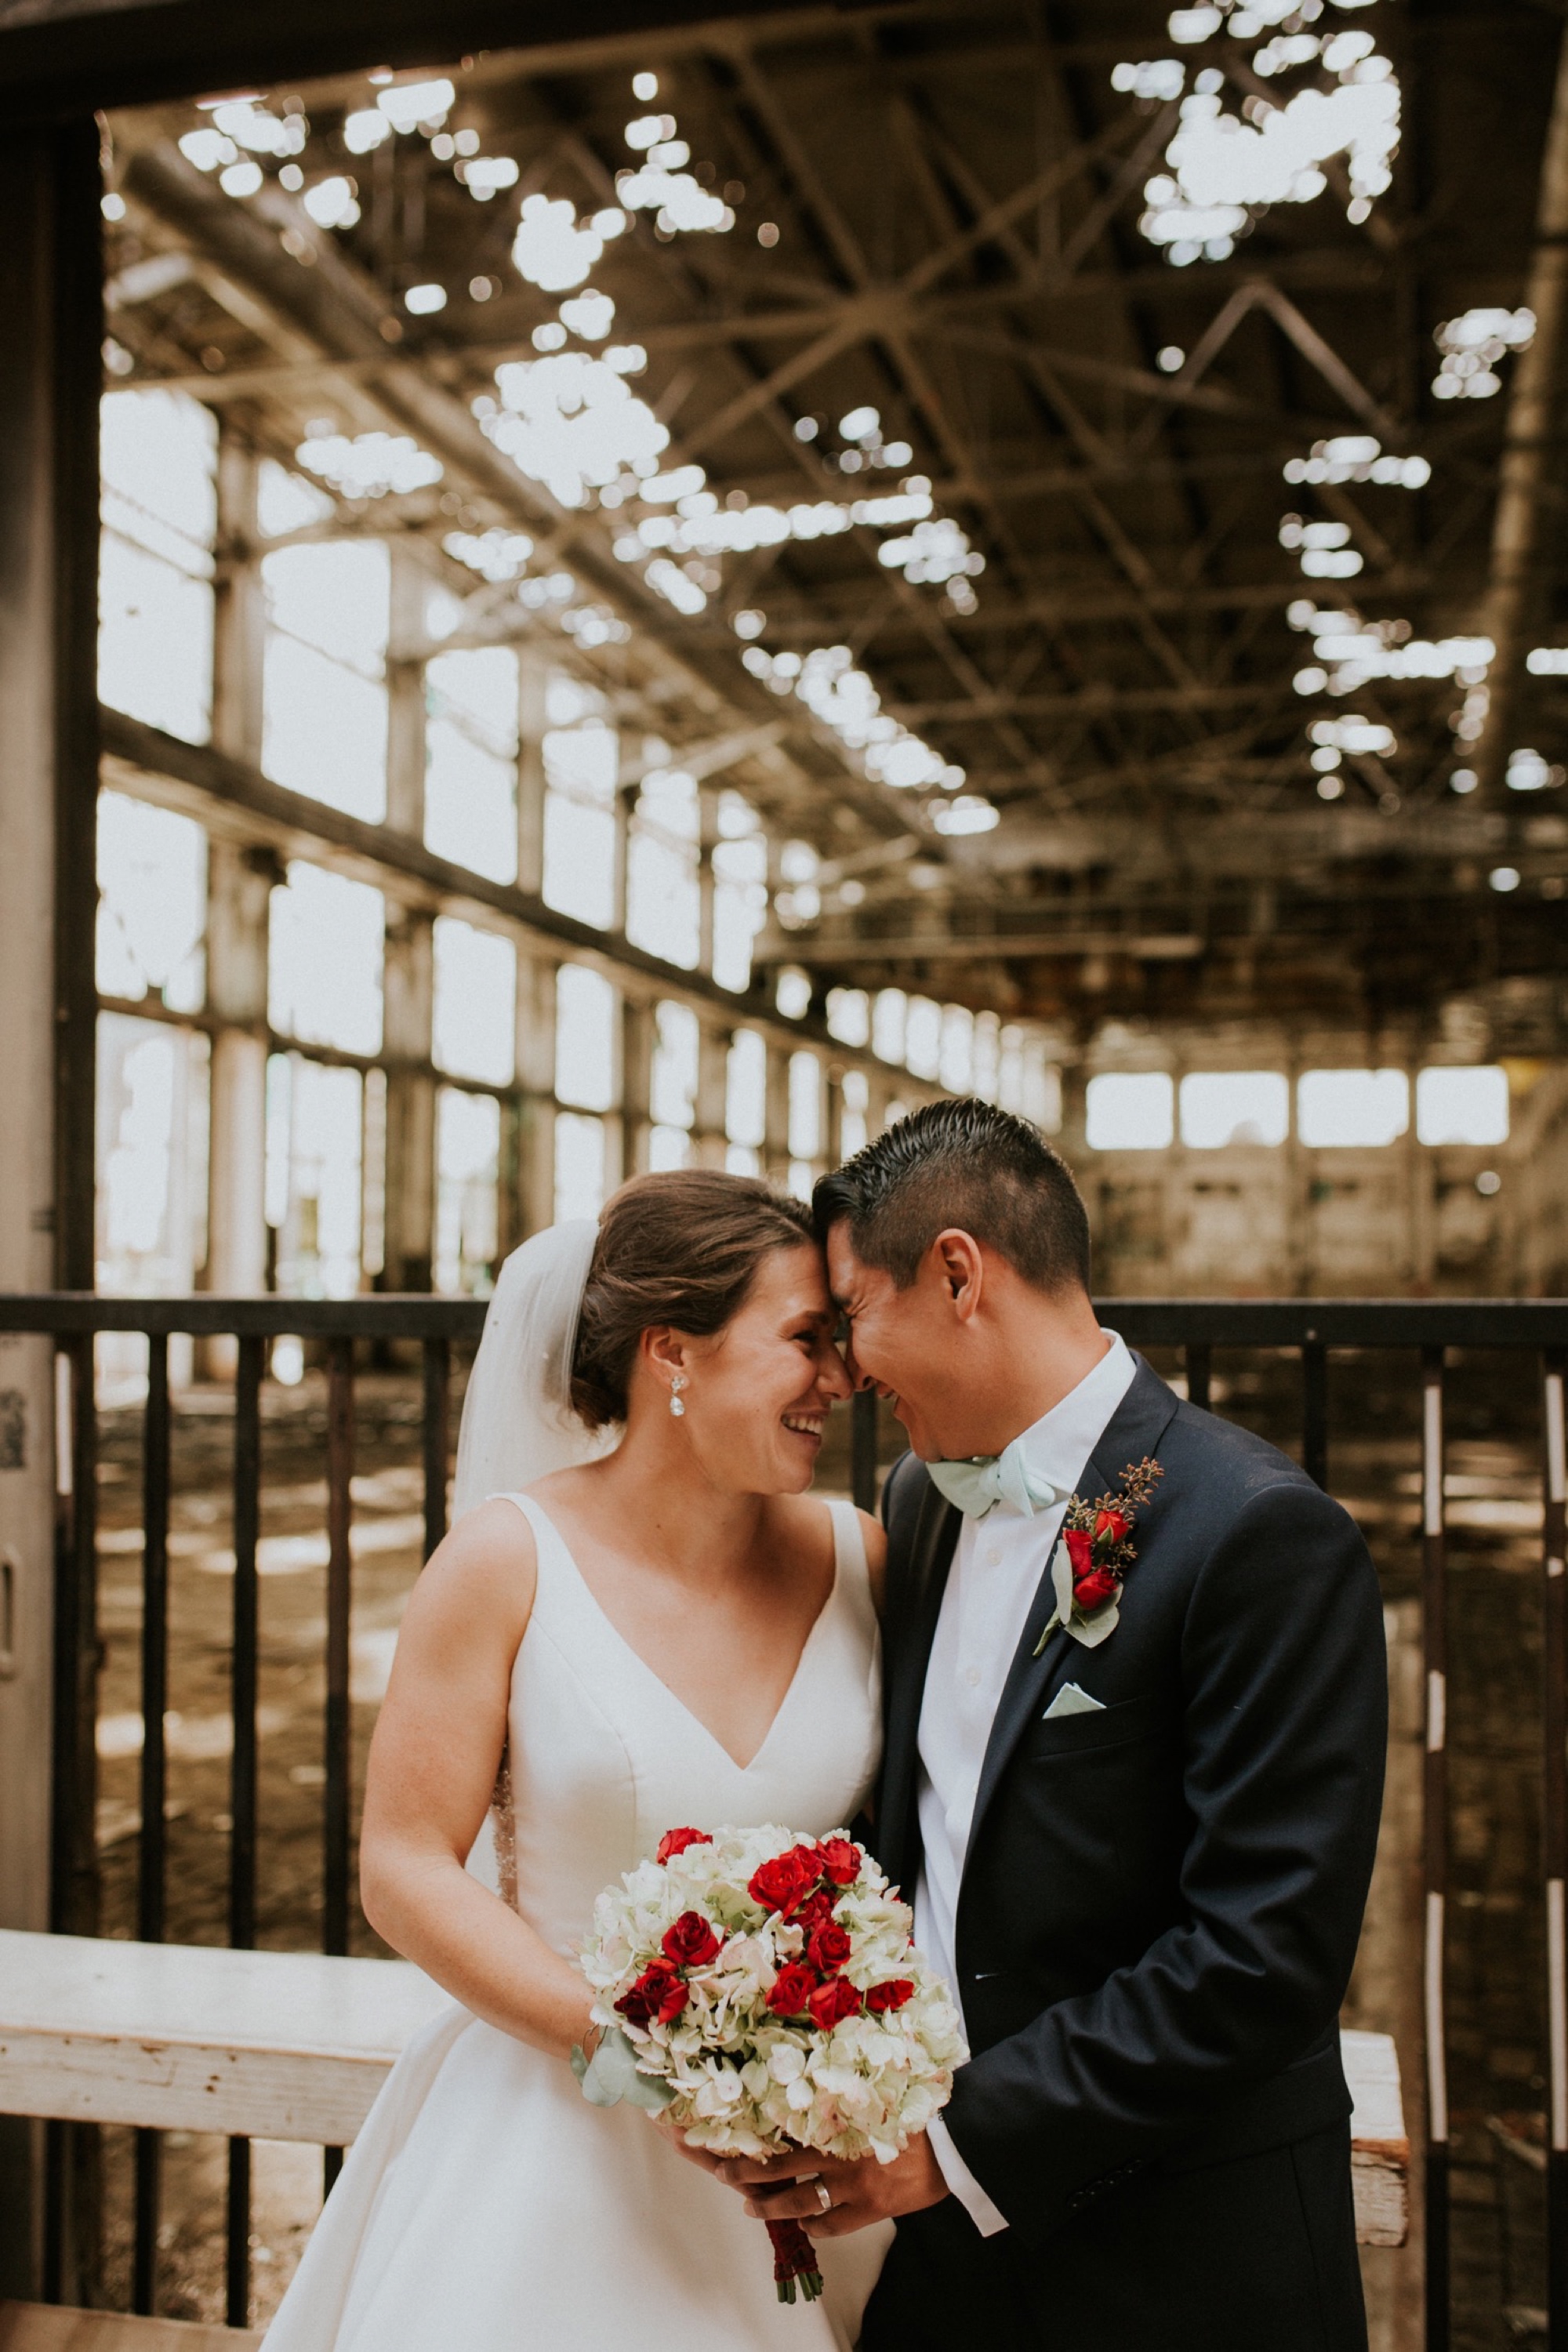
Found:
[133,1334,170,2317]
[1301,1336,1328,1490]
[422,1337,449,1562]
[227,1333,263,2332]
[323,1335,355,2197]
[1184,1343,1212,1412]
[1544,1349,1568,2349]
[1421,1347,1449,2352]
[851,1388,878,1515]
[45,1334,100,2307]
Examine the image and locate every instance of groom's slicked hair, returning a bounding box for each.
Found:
[813,1098,1092,1296]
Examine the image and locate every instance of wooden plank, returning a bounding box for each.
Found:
[0,1933,1411,2246]
[1344,2026,1411,2249]
[0,2305,262,2350]
[0,1932,448,2143]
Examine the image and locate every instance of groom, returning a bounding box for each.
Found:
[713,1098,1386,2350]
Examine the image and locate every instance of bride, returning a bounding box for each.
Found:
[263,1170,891,2350]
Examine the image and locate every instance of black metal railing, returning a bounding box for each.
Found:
[18,1296,482,2328]
[6,1290,1568,2348]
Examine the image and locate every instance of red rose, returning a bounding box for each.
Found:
[793,1890,834,1936]
[661,1910,720,1969]
[818,1836,861,1887]
[768,1963,817,2017]
[749,1849,820,1917]
[807,1920,852,1973]
[1064,1527,1095,1578]
[808,1976,862,2031]
[1094,1507,1131,1548]
[1073,1566,1119,1613]
[616,1960,689,2027]
[655,1827,710,1865]
[865,1979,914,2013]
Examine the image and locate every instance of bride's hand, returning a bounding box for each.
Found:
[666,2130,949,2236]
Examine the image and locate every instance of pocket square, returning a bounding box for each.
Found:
[1044,1682,1105,1719]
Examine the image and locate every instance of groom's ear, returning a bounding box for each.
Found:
[928,1229,985,1319]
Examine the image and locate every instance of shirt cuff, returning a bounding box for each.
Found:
[927,2114,1009,2237]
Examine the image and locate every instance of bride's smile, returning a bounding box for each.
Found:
[642,1241,852,1497]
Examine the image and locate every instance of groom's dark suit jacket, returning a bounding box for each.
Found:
[864,1356,1387,2351]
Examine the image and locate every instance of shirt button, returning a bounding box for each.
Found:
[984,1548,1000,1566]
[964,1664,981,1687]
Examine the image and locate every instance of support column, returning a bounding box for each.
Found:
[205,845,276,1311]
[825,1065,847,1173]
[621,998,654,1180]
[693,1024,731,1169]
[698,786,719,976]
[514,953,557,1237]
[517,648,547,898]
[1406,1055,1435,1293]
[207,425,269,1373]
[386,545,427,841]
[380,911,435,1293]
[212,425,263,765]
[764,1044,792,1185]
[0,118,102,2301]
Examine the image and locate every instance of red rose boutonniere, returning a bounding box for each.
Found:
[1034,1458,1163,1653]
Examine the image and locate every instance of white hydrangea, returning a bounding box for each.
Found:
[579,1825,966,2165]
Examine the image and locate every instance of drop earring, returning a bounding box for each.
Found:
[669,1375,688,1419]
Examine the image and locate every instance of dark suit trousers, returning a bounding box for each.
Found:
[859,2123,1367,2352]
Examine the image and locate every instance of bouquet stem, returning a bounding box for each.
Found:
[767,2218,824,2304]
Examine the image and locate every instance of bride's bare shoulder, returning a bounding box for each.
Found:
[402,1497,539,1653]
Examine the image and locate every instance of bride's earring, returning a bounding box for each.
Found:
[669,1375,688,1419]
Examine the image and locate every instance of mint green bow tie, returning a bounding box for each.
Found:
[926,1441,1065,1520]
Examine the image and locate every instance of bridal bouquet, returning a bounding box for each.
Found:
[575,1824,966,2305]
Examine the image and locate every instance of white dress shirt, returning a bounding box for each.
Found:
[916,1331,1138,2234]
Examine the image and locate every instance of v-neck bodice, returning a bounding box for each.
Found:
[486,1492,882,1958]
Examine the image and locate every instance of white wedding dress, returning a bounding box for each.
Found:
[264,1491,891,2352]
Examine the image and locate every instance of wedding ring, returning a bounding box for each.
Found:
[815,2180,833,2214]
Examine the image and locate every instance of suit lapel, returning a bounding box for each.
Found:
[961,1357,1181,1868]
[880,1479,960,1893]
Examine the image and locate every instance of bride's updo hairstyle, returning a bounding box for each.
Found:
[569,1170,815,1429]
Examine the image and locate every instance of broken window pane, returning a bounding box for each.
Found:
[650,1000,699,1127]
[425,646,520,883]
[100,390,218,746]
[268,862,384,1056]
[96,1014,209,1294]
[267,1054,364,1298]
[433,916,516,1086]
[554,963,617,1111]
[627,765,700,967]
[543,716,618,927]
[1416,1065,1508,1146]
[262,542,389,821]
[1180,1072,1290,1149]
[713,796,768,992]
[727,1029,766,1148]
[434,1086,501,1294]
[555,1109,608,1219]
[1298,1069,1409,1149]
[789,1051,822,1159]
[96,791,206,1013]
[873,989,908,1065]
[1085,1072,1174,1151]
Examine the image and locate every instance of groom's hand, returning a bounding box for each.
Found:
[673,2131,949,2236]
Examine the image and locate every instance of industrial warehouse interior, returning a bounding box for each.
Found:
[0,3,1565,2350]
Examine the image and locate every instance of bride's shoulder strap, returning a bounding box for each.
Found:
[826,1498,877,1630]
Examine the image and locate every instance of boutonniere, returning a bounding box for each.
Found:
[1034,1458,1163,1653]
